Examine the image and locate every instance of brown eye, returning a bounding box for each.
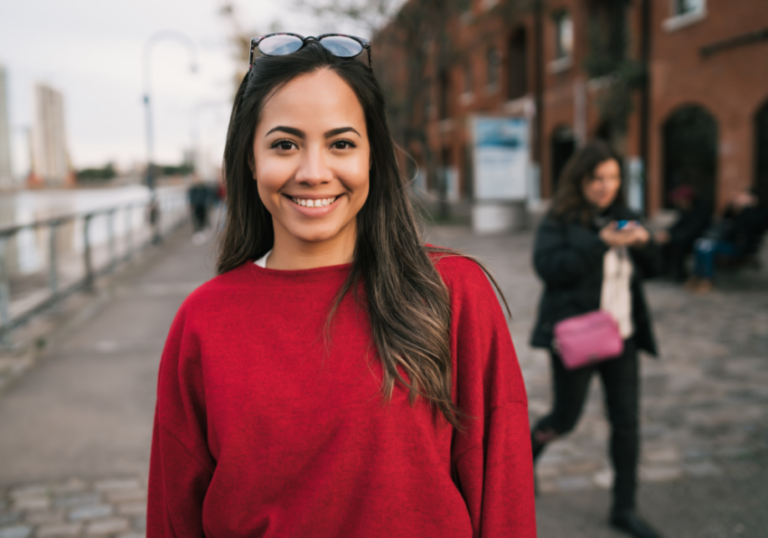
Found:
[272,140,296,151]
[332,140,355,150]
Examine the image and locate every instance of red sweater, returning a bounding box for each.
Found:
[148,254,536,537]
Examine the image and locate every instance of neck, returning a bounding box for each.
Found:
[267,221,357,270]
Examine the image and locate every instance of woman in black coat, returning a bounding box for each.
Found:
[530,141,664,538]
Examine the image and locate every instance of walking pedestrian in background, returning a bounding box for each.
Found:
[529,141,664,538]
[148,37,535,537]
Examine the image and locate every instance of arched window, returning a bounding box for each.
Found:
[662,104,718,208]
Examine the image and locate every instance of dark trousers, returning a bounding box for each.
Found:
[532,339,639,511]
[192,205,208,232]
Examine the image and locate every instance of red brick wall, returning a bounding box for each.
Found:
[376,0,768,214]
[648,0,768,213]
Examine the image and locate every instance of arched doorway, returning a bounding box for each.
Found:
[755,99,768,206]
[551,126,576,192]
[662,105,718,208]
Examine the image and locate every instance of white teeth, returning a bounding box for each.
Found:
[291,197,336,208]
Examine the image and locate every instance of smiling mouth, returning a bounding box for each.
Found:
[287,195,340,208]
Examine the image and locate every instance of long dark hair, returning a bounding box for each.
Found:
[218,43,468,427]
[550,140,625,224]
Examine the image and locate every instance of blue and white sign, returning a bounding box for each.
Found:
[471,116,530,201]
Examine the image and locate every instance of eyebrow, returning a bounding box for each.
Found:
[265,126,361,139]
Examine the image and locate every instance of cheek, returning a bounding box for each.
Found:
[254,156,293,193]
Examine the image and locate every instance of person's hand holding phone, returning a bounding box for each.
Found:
[600,220,650,248]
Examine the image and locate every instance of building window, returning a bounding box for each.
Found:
[487,48,501,90]
[664,0,707,31]
[438,70,450,120]
[507,27,528,100]
[554,11,574,60]
[673,0,705,17]
[464,62,474,95]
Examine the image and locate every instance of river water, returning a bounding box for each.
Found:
[0,185,187,278]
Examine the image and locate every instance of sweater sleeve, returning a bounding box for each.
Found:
[147,301,215,537]
[441,256,536,538]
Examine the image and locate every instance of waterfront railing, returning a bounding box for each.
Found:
[0,192,188,339]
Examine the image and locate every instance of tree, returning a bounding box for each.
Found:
[76,163,117,182]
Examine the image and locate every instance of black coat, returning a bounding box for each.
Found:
[529,205,661,356]
[669,199,712,249]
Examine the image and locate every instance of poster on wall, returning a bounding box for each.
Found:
[470,116,530,201]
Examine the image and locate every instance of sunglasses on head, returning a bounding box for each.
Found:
[249,33,372,69]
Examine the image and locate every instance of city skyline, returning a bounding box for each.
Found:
[0,0,331,179]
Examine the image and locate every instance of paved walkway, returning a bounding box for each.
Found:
[0,226,217,538]
[0,224,765,537]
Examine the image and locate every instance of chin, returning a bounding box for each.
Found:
[290,223,346,244]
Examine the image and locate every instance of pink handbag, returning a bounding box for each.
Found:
[553,310,624,370]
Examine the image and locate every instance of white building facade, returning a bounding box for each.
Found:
[32,82,70,187]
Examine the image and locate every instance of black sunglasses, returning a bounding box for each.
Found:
[250,33,372,69]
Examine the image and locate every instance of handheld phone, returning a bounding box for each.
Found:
[616,220,631,230]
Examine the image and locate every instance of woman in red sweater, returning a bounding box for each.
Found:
[148,34,536,537]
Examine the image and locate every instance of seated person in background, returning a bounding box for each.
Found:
[654,185,711,281]
[687,188,767,293]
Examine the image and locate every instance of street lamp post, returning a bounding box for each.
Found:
[143,30,198,194]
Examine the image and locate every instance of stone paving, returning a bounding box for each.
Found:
[0,478,146,538]
[0,224,766,537]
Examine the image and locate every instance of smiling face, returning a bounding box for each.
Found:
[252,68,370,265]
[582,158,622,210]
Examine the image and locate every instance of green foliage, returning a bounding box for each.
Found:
[76,163,117,182]
[160,163,194,176]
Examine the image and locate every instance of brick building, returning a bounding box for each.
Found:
[375,0,768,216]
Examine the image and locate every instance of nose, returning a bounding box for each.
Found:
[294,144,333,185]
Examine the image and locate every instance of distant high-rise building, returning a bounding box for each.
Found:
[31,82,71,187]
[0,64,12,189]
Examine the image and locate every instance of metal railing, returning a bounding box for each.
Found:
[0,192,188,339]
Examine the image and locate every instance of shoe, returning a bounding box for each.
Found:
[694,279,713,294]
[610,509,664,538]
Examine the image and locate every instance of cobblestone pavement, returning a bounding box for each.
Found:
[0,478,146,538]
[425,226,768,495]
[0,225,766,537]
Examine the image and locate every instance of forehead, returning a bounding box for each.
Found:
[258,68,366,132]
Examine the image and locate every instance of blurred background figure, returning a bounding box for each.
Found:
[654,184,711,281]
[148,193,162,246]
[687,188,767,293]
[529,141,663,538]
[187,175,210,244]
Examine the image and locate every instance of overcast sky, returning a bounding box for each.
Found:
[0,0,368,176]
